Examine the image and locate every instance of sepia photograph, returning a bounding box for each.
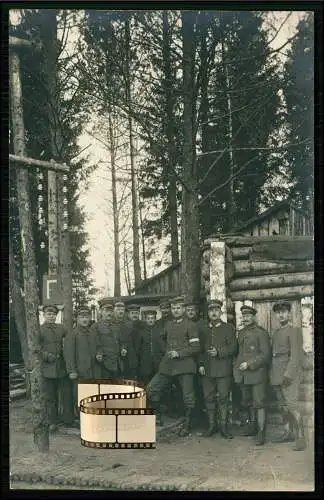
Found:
[8,6,315,492]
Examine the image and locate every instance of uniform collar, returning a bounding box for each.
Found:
[209,321,222,328]
[174,318,184,324]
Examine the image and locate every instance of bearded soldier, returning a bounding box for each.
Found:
[270,301,306,451]
[147,296,200,435]
[198,300,238,439]
[39,304,74,432]
[233,305,271,446]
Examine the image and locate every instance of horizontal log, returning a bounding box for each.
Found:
[225,235,314,246]
[229,271,314,291]
[9,36,35,49]
[10,154,70,173]
[230,284,314,302]
[231,246,253,260]
[233,259,313,277]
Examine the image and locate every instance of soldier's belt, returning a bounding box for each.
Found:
[78,379,156,450]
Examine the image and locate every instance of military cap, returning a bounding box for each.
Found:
[170,295,185,305]
[76,305,91,316]
[43,304,59,314]
[185,299,199,308]
[241,305,257,315]
[127,303,140,311]
[145,308,157,316]
[160,299,171,308]
[273,301,291,313]
[114,300,125,307]
[98,297,114,309]
[208,299,223,309]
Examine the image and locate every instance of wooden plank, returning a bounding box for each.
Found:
[9,36,39,49]
[229,271,314,291]
[233,259,313,277]
[230,284,314,302]
[206,235,314,246]
[10,154,69,173]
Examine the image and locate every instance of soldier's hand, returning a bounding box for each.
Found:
[168,350,179,359]
[69,372,78,380]
[208,347,218,357]
[121,348,127,357]
[47,353,56,363]
[239,361,248,371]
[282,375,293,387]
[199,366,206,376]
[96,353,103,363]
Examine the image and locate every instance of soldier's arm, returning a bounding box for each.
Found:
[197,322,207,366]
[284,327,303,380]
[63,329,77,374]
[247,328,271,370]
[39,326,53,363]
[90,323,103,357]
[217,324,238,359]
[177,321,201,358]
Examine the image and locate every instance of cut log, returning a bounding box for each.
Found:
[233,259,313,277]
[230,284,314,302]
[224,235,313,246]
[231,246,253,260]
[229,271,314,291]
[10,388,27,400]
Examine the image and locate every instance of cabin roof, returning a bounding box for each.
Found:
[231,200,307,233]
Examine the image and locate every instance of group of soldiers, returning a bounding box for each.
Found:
[39,295,306,451]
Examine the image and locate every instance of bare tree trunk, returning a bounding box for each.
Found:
[108,112,121,296]
[43,10,73,331]
[125,17,141,289]
[48,170,59,275]
[10,49,50,452]
[222,43,237,231]
[139,197,147,281]
[162,11,179,265]
[180,11,201,301]
[123,244,131,295]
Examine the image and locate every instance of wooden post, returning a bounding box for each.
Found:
[10,49,50,452]
[209,239,227,322]
[48,169,59,275]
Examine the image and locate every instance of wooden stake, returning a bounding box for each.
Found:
[48,170,59,275]
[10,49,50,452]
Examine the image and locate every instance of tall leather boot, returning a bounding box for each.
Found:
[243,407,257,436]
[292,411,306,451]
[255,408,266,446]
[178,408,192,437]
[219,404,233,439]
[272,408,295,443]
[203,409,216,437]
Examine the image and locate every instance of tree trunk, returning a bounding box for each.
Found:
[232,259,314,277]
[10,49,49,452]
[123,244,131,295]
[180,11,200,301]
[229,271,314,291]
[230,285,314,302]
[108,112,121,296]
[222,43,237,231]
[162,10,179,265]
[139,198,147,281]
[48,170,59,275]
[125,17,141,289]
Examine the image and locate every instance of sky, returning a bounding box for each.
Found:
[9,9,307,300]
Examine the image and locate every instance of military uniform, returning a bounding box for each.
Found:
[199,314,238,437]
[136,317,165,385]
[270,301,306,451]
[91,319,121,378]
[39,318,74,427]
[147,300,200,432]
[233,305,271,445]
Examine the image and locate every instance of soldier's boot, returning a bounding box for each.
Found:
[219,405,233,440]
[255,408,266,446]
[178,408,192,437]
[272,409,295,443]
[203,410,216,437]
[292,411,306,451]
[243,408,257,436]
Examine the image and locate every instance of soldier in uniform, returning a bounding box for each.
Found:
[270,301,306,451]
[91,298,120,378]
[198,299,238,439]
[185,300,200,322]
[136,308,164,385]
[111,300,138,379]
[147,296,200,435]
[233,305,271,446]
[159,299,172,322]
[127,303,145,378]
[39,305,74,432]
[64,305,98,419]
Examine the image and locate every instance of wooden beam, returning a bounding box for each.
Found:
[9,36,40,50]
[229,271,314,292]
[233,259,313,277]
[230,285,314,302]
[10,154,69,173]
[206,235,314,246]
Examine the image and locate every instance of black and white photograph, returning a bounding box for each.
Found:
[8,6,315,492]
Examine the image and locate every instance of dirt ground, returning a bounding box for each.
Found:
[9,399,315,492]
